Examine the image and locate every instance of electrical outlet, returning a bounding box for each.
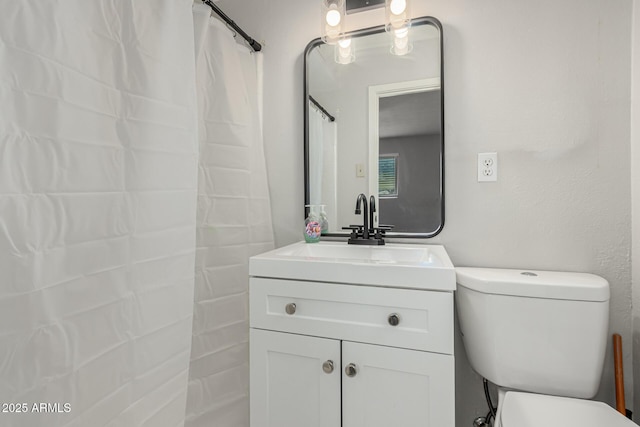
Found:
[356,163,365,177]
[478,152,497,182]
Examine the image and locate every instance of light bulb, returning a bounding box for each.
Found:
[321,0,345,45]
[393,43,409,56]
[338,38,351,48]
[394,35,409,50]
[391,25,411,56]
[326,7,341,27]
[394,27,409,38]
[335,37,354,64]
[389,0,406,15]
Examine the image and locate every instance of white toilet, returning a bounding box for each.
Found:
[456,267,637,427]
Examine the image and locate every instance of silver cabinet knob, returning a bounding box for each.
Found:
[345,363,357,377]
[285,303,296,315]
[388,313,400,326]
[322,360,334,374]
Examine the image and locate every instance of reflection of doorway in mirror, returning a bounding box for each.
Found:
[369,79,442,232]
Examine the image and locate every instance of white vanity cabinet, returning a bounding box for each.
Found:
[249,274,455,427]
[250,329,341,427]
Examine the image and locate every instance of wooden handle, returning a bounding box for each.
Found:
[613,333,626,415]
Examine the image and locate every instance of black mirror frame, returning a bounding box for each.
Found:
[303,16,444,239]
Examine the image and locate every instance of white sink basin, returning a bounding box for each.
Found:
[250,241,455,290]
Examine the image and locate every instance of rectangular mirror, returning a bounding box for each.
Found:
[304,17,444,238]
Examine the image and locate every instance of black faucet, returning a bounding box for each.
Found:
[342,193,390,245]
[369,195,376,233]
[355,193,369,240]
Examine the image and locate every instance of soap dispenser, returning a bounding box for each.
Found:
[304,205,321,243]
[309,204,329,235]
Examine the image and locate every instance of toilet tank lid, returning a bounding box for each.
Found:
[455,267,609,302]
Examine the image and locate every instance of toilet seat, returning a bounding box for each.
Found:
[501,392,638,427]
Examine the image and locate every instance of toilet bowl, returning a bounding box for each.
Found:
[456,267,638,427]
[496,391,636,427]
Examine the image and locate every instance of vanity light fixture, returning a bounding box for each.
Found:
[335,37,355,64]
[320,0,412,59]
[385,0,411,56]
[321,0,346,45]
[385,0,411,31]
[391,26,412,56]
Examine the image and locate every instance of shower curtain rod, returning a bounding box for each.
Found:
[309,96,336,122]
[202,0,262,52]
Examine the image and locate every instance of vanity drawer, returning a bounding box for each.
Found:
[249,277,453,354]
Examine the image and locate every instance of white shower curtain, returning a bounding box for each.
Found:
[309,103,338,229]
[186,9,275,427]
[0,1,199,426]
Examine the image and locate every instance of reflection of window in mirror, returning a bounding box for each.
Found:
[379,154,398,198]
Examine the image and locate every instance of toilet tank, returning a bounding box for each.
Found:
[456,267,609,399]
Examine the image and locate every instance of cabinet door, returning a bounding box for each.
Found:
[250,329,341,427]
[342,342,454,427]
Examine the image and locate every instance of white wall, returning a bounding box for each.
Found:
[632,0,640,420]
[215,0,633,424]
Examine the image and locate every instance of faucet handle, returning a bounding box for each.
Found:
[342,225,363,239]
[342,225,363,230]
[372,224,393,240]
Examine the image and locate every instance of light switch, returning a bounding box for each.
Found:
[356,163,365,177]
